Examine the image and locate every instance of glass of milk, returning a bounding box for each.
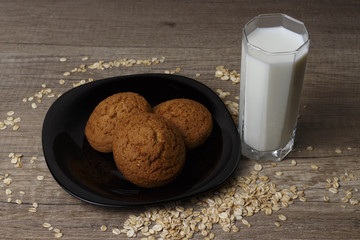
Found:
[239,13,310,161]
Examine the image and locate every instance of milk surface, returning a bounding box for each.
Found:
[247,27,306,52]
[241,26,308,151]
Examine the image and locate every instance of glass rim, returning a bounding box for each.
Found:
[243,13,310,56]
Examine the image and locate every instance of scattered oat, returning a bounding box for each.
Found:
[127,228,135,237]
[54,232,63,238]
[241,219,251,228]
[329,188,339,194]
[152,224,162,232]
[43,223,52,228]
[15,199,22,204]
[30,156,37,164]
[323,195,329,202]
[196,73,201,77]
[59,58,67,62]
[1,112,22,131]
[215,70,223,77]
[28,208,37,213]
[159,56,166,63]
[100,225,107,232]
[231,225,239,232]
[350,198,359,205]
[0,123,6,130]
[4,119,14,126]
[311,164,320,170]
[264,208,272,216]
[291,159,297,166]
[275,172,284,176]
[75,57,165,74]
[254,163,263,171]
[31,103,38,109]
[299,197,307,202]
[274,221,281,227]
[270,163,277,167]
[216,89,230,99]
[5,188,12,195]
[333,181,340,189]
[37,176,45,180]
[221,75,229,81]
[59,79,65,85]
[215,66,240,83]
[112,228,121,235]
[224,100,239,122]
[63,72,71,76]
[82,56,89,61]
[306,146,314,151]
[350,173,357,181]
[279,214,287,221]
[73,79,85,87]
[113,169,306,239]
[164,67,180,74]
[41,224,63,238]
[335,148,342,154]
[3,177,12,185]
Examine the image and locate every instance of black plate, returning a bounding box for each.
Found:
[42,74,240,207]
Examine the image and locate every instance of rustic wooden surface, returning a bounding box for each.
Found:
[1,0,360,239]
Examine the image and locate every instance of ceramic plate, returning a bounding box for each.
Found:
[42,74,240,207]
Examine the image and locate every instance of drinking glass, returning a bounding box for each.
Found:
[239,13,310,161]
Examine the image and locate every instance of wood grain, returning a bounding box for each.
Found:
[0,0,359,239]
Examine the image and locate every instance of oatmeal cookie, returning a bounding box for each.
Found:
[154,98,213,150]
[112,113,186,188]
[85,92,152,153]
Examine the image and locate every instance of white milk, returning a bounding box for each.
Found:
[241,26,308,152]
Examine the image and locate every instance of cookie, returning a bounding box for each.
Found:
[112,113,186,188]
[153,98,213,150]
[85,92,152,153]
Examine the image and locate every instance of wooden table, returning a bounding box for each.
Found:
[1,0,359,239]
